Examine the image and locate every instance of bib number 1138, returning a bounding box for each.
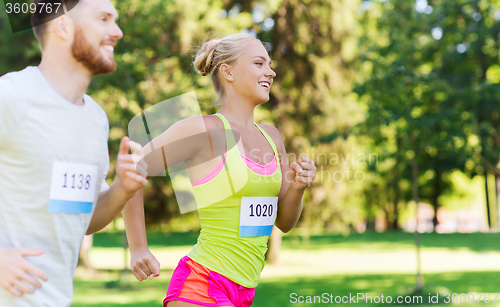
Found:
[48,161,98,214]
[62,173,92,190]
[239,197,278,237]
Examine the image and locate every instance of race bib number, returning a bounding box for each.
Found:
[48,162,98,214]
[239,197,278,237]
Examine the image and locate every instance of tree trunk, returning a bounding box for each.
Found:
[78,234,94,270]
[265,226,282,264]
[392,130,402,230]
[475,1,492,230]
[485,171,491,230]
[411,156,423,290]
[496,175,500,230]
[406,98,423,290]
[123,230,129,272]
[431,167,441,228]
[392,179,400,230]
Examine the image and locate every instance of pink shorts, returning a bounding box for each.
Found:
[163,256,255,307]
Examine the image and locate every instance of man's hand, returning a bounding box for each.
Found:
[0,248,48,297]
[116,137,148,195]
[86,137,149,235]
[130,248,160,281]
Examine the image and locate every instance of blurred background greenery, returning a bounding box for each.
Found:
[2,0,500,305]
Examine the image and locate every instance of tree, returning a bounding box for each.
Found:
[433,0,500,229]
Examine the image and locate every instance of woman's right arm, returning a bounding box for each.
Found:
[142,116,213,178]
[122,116,216,281]
[122,189,160,281]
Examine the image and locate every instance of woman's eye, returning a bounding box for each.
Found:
[256,62,263,66]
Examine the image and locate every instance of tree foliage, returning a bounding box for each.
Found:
[2,0,498,232]
[357,0,500,229]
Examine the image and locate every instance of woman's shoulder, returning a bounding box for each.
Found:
[201,114,224,130]
[257,123,281,138]
[170,115,223,133]
[256,123,284,149]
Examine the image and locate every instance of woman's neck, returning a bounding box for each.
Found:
[218,97,257,131]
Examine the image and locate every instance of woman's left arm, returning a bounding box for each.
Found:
[263,125,317,233]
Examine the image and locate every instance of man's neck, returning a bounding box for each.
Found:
[38,55,92,106]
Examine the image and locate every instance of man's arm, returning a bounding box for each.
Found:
[86,137,148,235]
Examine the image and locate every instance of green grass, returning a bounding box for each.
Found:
[72,231,500,306]
[73,271,500,307]
[93,231,500,252]
[283,231,500,252]
[255,272,500,307]
[92,231,200,249]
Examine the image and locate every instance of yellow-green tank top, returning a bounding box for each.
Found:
[187,113,282,288]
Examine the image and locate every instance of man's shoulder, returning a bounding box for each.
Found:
[0,66,39,87]
[0,67,45,141]
[83,94,109,123]
[0,66,44,101]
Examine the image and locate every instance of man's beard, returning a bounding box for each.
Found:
[71,26,116,76]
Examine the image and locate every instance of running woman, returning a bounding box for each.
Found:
[0,1,148,306]
[123,33,317,307]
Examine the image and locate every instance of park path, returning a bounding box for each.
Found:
[90,246,500,279]
[260,249,500,279]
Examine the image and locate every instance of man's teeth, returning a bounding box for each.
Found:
[103,45,114,52]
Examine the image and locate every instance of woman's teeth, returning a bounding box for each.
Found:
[259,82,270,89]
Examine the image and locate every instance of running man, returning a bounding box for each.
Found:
[0,0,148,306]
[123,33,317,306]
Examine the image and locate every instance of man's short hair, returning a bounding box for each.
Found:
[31,0,80,48]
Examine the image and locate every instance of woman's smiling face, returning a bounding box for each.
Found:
[228,39,276,104]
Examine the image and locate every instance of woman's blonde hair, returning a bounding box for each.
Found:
[194,33,261,104]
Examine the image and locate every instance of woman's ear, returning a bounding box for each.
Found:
[219,63,234,82]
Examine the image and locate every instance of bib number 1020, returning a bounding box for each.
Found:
[249,203,273,217]
[62,173,92,190]
[239,196,278,237]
